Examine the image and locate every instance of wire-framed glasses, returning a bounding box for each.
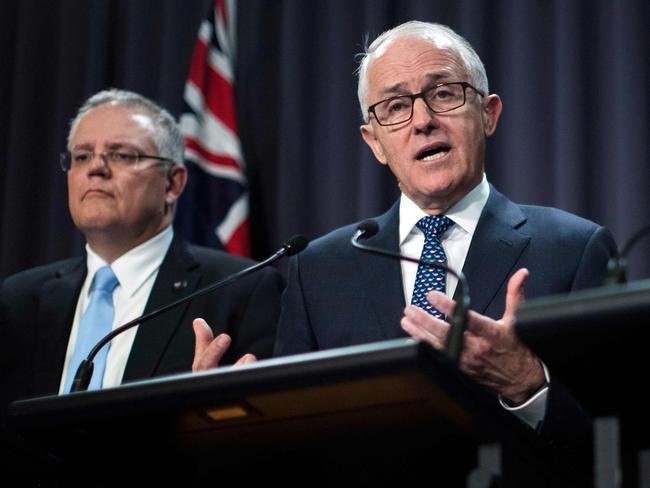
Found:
[60,148,175,172]
[367,82,485,126]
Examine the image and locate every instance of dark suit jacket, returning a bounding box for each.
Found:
[275,186,615,353]
[274,185,616,484]
[0,235,284,409]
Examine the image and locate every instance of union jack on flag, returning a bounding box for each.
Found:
[177,0,250,256]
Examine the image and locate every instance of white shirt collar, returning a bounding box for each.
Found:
[85,226,174,298]
[399,173,490,244]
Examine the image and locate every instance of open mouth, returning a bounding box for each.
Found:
[416,145,450,161]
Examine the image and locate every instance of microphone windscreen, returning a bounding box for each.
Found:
[357,219,379,238]
[284,235,309,255]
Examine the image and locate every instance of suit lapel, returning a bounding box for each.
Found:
[354,201,406,340]
[34,258,86,395]
[122,237,201,381]
[460,186,530,315]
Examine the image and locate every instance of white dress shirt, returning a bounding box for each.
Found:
[398,174,548,429]
[399,174,490,303]
[58,226,174,393]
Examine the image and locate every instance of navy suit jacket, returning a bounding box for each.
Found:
[275,186,615,354]
[274,185,616,476]
[0,236,284,410]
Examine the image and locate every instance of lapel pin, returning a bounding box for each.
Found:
[173,280,188,290]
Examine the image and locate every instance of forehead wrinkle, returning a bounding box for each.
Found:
[370,40,468,96]
[380,73,458,98]
[70,140,147,153]
[72,107,158,154]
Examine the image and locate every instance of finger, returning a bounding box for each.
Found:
[403,304,450,336]
[193,332,232,372]
[503,268,529,323]
[425,290,456,317]
[401,318,444,349]
[401,305,448,348]
[192,318,214,360]
[234,353,257,366]
[462,269,530,338]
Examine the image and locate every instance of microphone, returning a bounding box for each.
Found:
[351,219,470,364]
[605,224,650,285]
[70,235,309,393]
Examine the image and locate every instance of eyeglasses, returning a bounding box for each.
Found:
[59,149,175,172]
[367,82,485,126]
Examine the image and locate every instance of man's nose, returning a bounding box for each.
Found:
[87,152,110,174]
[411,97,438,133]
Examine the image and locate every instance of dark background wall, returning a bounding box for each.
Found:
[1,0,649,282]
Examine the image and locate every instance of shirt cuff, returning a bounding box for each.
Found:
[499,362,550,430]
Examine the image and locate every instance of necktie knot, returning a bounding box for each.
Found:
[93,266,118,294]
[416,214,453,240]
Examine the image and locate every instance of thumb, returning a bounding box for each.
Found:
[502,268,529,323]
[234,353,258,366]
[192,318,214,361]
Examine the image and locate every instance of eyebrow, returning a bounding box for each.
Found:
[379,73,454,97]
[104,142,138,151]
[70,143,94,151]
[71,142,143,152]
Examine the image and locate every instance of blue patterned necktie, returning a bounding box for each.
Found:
[411,215,454,318]
[63,266,119,393]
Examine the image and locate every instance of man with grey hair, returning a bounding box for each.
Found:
[177,20,613,484]
[268,20,614,483]
[0,89,283,410]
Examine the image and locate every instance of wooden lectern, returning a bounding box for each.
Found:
[6,338,575,487]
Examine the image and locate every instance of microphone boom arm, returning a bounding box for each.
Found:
[606,223,650,285]
[71,236,307,393]
[351,224,470,364]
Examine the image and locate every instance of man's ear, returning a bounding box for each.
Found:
[165,164,188,205]
[360,123,388,166]
[482,94,503,137]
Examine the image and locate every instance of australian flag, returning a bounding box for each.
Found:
[176,0,250,256]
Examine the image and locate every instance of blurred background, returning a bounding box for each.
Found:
[1,0,649,281]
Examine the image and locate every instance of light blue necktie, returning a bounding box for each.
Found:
[63,266,119,393]
[411,215,454,318]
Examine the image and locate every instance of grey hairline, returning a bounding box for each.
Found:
[356,21,489,123]
[66,89,185,165]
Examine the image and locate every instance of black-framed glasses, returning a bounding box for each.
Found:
[59,149,175,172]
[367,82,485,126]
